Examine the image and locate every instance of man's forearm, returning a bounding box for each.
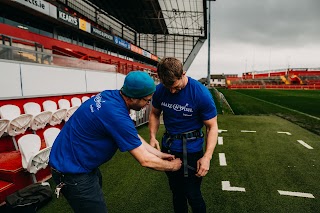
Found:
[203,129,218,160]
[139,135,162,157]
[130,145,181,171]
[203,118,219,160]
[149,112,160,139]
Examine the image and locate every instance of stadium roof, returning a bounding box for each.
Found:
[84,0,211,37]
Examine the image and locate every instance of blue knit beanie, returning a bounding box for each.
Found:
[121,71,156,98]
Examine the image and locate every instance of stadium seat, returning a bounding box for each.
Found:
[43,100,67,126]
[136,108,146,120]
[81,96,90,103]
[58,99,78,122]
[23,102,52,131]
[71,97,82,107]
[43,127,60,147]
[27,147,51,183]
[18,134,41,169]
[129,109,137,121]
[0,118,9,137]
[18,134,51,183]
[0,104,33,140]
[0,104,21,121]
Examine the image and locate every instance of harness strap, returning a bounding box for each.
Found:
[165,129,203,140]
[165,137,173,154]
[182,135,188,177]
[164,129,203,177]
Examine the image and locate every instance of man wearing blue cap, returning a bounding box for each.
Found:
[49,71,182,213]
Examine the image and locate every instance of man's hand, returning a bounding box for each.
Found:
[150,137,161,150]
[196,156,211,177]
[160,152,175,161]
[171,158,182,171]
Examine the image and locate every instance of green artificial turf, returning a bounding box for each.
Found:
[208,115,320,213]
[38,115,320,213]
[216,89,320,135]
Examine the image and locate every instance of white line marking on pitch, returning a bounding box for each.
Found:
[218,129,228,133]
[241,130,256,133]
[218,136,223,145]
[278,190,314,198]
[297,140,313,149]
[277,131,292,135]
[222,181,245,192]
[219,153,227,166]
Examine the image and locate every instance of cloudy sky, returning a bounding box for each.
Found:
[187,0,320,80]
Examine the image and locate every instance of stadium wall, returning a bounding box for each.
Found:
[0,60,125,100]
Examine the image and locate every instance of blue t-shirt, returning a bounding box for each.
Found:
[152,77,217,152]
[49,90,142,173]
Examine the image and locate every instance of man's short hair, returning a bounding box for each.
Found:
[157,57,184,87]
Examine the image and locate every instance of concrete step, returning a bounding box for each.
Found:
[0,180,15,205]
[0,151,23,183]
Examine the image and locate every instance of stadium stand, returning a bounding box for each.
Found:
[0,0,210,206]
[227,68,320,89]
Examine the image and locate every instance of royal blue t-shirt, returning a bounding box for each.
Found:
[49,90,142,173]
[152,77,217,153]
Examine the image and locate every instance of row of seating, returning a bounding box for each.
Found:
[0,96,90,139]
[0,125,61,206]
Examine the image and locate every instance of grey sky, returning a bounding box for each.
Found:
[187,0,320,80]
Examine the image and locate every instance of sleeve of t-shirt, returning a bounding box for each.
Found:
[198,86,217,121]
[98,108,142,152]
[151,84,162,110]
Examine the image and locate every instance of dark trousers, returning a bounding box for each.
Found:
[52,168,108,213]
[163,148,206,213]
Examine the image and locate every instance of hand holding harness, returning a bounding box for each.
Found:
[164,129,204,177]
